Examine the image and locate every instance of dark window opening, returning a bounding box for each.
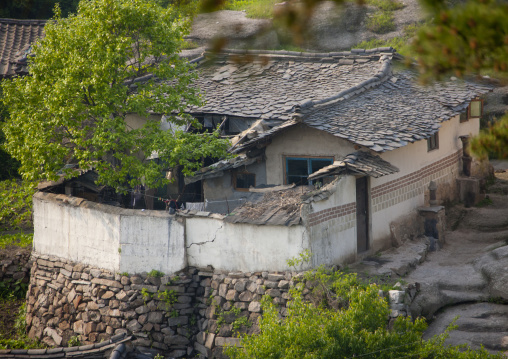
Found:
[234,172,256,190]
[427,132,439,152]
[285,157,333,185]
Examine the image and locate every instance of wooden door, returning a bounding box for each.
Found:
[356,177,369,253]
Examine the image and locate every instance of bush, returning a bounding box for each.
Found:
[366,11,396,34]
[225,267,503,359]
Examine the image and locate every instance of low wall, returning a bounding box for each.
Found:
[26,254,301,358]
[27,254,418,358]
[0,245,32,293]
[33,192,310,274]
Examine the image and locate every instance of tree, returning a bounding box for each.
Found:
[412,0,508,158]
[1,0,230,190]
[0,0,80,19]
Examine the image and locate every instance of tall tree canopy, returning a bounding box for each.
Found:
[413,0,508,158]
[0,0,80,19]
[1,0,229,189]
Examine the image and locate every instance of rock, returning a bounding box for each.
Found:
[147,311,164,324]
[248,301,261,313]
[168,316,189,327]
[215,337,241,347]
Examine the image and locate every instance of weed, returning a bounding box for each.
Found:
[367,0,404,11]
[157,289,178,309]
[148,269,164,278]
[68,335,81,347]
[141,288,152,303]
[170,309,178,318]
[475,196,493,207]
[223,0,279,19]
[120,272,129,276]
[286,249,311,270]
[0,279,28,300]
[366,11,395,34]
[0,233,33,249]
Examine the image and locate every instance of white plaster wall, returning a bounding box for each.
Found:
[374,115,475,187]
[265,124,356,185]
[185,217,310,272]
[33,195,121,272]
[118,214,186,274]
[33,193,186,274]
[307,176,358,265]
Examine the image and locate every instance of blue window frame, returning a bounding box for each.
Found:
[285,157,333,185]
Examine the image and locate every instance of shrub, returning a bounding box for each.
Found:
[366,11,396,33]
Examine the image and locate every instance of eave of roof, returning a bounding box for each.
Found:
[308,151,399,180]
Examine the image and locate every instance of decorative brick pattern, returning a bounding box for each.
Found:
[308,202,356,227]
[307,150,461,228]
[371,150,461,213]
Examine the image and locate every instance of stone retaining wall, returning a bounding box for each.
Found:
[0,246,32,293]
[27,254,417,358]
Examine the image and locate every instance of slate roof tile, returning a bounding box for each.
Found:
[0,18,46,78]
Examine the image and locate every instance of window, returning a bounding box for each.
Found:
[285,157,333,185]
[468,99,483,119]
[234,171,255,191]
[427,132,439,152]
[461,99,483,123]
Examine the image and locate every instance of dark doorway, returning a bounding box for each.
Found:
[356,176,369,253]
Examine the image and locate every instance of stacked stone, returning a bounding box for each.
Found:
[387,283,419,320]
[26,255,202,358]
[0,246,31,289]
[194,271,295,358]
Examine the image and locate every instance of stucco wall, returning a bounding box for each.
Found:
[33,193,186,274]
[306,176,358,266]
[265,124,356,185]
[34,192,311,274]
[185,216,310,272]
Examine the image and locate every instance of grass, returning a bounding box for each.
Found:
[0,233,32,249]
[366,11,396,34]
[353,22,423,56]
[367,0,404,12]
[223,0,279,19]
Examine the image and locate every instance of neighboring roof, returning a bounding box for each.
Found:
[185,153,263,184]
[308,151,399,180]
[187,48,394,121]
[303,68,493,152]
[0,18,46,78]
[0,333,131,358]
[224,185,310,226]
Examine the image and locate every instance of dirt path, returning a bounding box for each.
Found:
[397,167,508,352]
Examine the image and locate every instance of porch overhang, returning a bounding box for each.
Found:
[308,151,399,180]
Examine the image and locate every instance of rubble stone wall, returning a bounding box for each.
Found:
[26,254,300,358]
[27,254,418,358]
[0,246,32,291]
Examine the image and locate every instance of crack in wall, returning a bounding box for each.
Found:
[186,224,223,249]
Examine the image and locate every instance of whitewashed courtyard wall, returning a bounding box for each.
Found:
[33,193,312,274]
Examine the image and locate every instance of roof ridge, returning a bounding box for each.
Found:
[300,53,393,110]
[203,47,396,59]
[0,18,47,24]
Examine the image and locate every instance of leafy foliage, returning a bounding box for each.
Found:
[2,0,230,191]
[412,0,508,158]
[366,11,396,34]
[0,234,32,249]
[226,267,503,359]
[0,180,36,231]
[0,0,80,19]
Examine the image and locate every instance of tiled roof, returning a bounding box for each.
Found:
[308,151,399,180]
[184,48,492,153]
[185,153,262,184]
[303,68,493,152]
[0,18,46,78]
[187,48,395,121]
[0,333,131,358]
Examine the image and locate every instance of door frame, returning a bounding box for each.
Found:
[356,176,370,253]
